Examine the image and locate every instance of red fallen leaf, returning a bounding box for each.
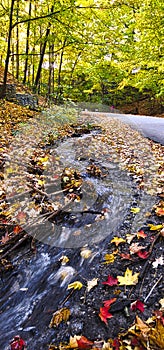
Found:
[102,275,118,286]
[137,230,147,239]
[137,250,149,259]
[103,297,117,309]
[112,338,120,350]
[77,335,93,349]
[99,306,113,324]
[13,225,22,234]
[120,253,132,260]
[130,300,144,312]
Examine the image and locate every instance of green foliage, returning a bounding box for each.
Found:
[0,0,164,106]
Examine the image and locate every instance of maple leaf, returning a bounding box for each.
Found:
[137,230,147,239]
[152,256,164,268]
[131,300,145,312]
[110,236,126,246]
[13,225,22,234]
[129,242,145,254]
[1,232,10,244]
[67,281,83,290]
[103,253,115,264]
[49,307,70,328]
[137,250,149,259]
[135,315,149,336]
[77,335,93,349]
[130,207,140,214]
[102,275,118,286]
[117,268,139,286]
[87,278,98,292]
[103,298,117,308]
[99,307,113,324]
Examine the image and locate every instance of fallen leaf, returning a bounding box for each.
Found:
[130,300,145,312]
[126,233,136,244]
[102,275,118,286]
[110,236,126,246]
[69,335,81,348]
[49,308,70,328]
[87,278,98,292]
[137,250,149,259]
[120,253,132,260]
[80,248,92,259]
[152,256,164,268]
[155,207,164,216]
[1,232,10,244]
[77,335,93,349]
[137,230,147,239]
[135,315,149,336]
[67,281,83,290]
[129,242,145,254]
[60,255,69,265]
[130,207,140,214]
[103,298,117,308]
[99,307,113,324]
[159,298,164,310]
[103,253,115,264]
[117,268,139,286]
[148,224,163,231]
[13,225,22,234]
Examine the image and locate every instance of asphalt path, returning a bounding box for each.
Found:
[106,113,164,145]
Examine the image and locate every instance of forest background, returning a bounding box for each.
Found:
[0,0,164,112]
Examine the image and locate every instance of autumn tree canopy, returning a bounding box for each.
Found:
[0,0,163,105]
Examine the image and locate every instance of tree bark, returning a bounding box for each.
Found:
[23,0,32,84]
[0,0,15,98]
[33,5,54,93]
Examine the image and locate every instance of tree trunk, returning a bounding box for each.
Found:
[33,5,54,93]
[16,0,19,79]
[56,37,67,103]
[23,0,32,84]
[0,0,15,98]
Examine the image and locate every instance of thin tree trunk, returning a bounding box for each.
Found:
[23,0,32,84]
[56,37,67,103]
[16,0,19,79]
[1,0,15,97]
[33,5,54,93]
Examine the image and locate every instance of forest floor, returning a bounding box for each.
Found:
[0,69,164,350]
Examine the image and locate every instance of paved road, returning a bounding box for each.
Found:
[106,113,164,145]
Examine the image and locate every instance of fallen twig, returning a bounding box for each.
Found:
[144,275,162,303]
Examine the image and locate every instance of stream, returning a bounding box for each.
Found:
[0,111,158,349]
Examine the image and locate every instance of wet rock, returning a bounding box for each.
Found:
[70,320,84,334]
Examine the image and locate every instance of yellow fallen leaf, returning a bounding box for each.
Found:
[117,268,139,286]
[103,253,115,264]
[130,207,140,214]
[49,307,70,328]
[148,224,163,231]
[110,236,126,246]
[135,315,149,336]
[60,255,69,265]
[37,179,45,186]
[69,335,81,348]
[67,281,83,290]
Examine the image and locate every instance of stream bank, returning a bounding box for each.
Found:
[0,109,163,349]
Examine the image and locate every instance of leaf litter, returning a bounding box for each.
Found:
[0,108,164,349]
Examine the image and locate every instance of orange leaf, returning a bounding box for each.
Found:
[77,336,93,349]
